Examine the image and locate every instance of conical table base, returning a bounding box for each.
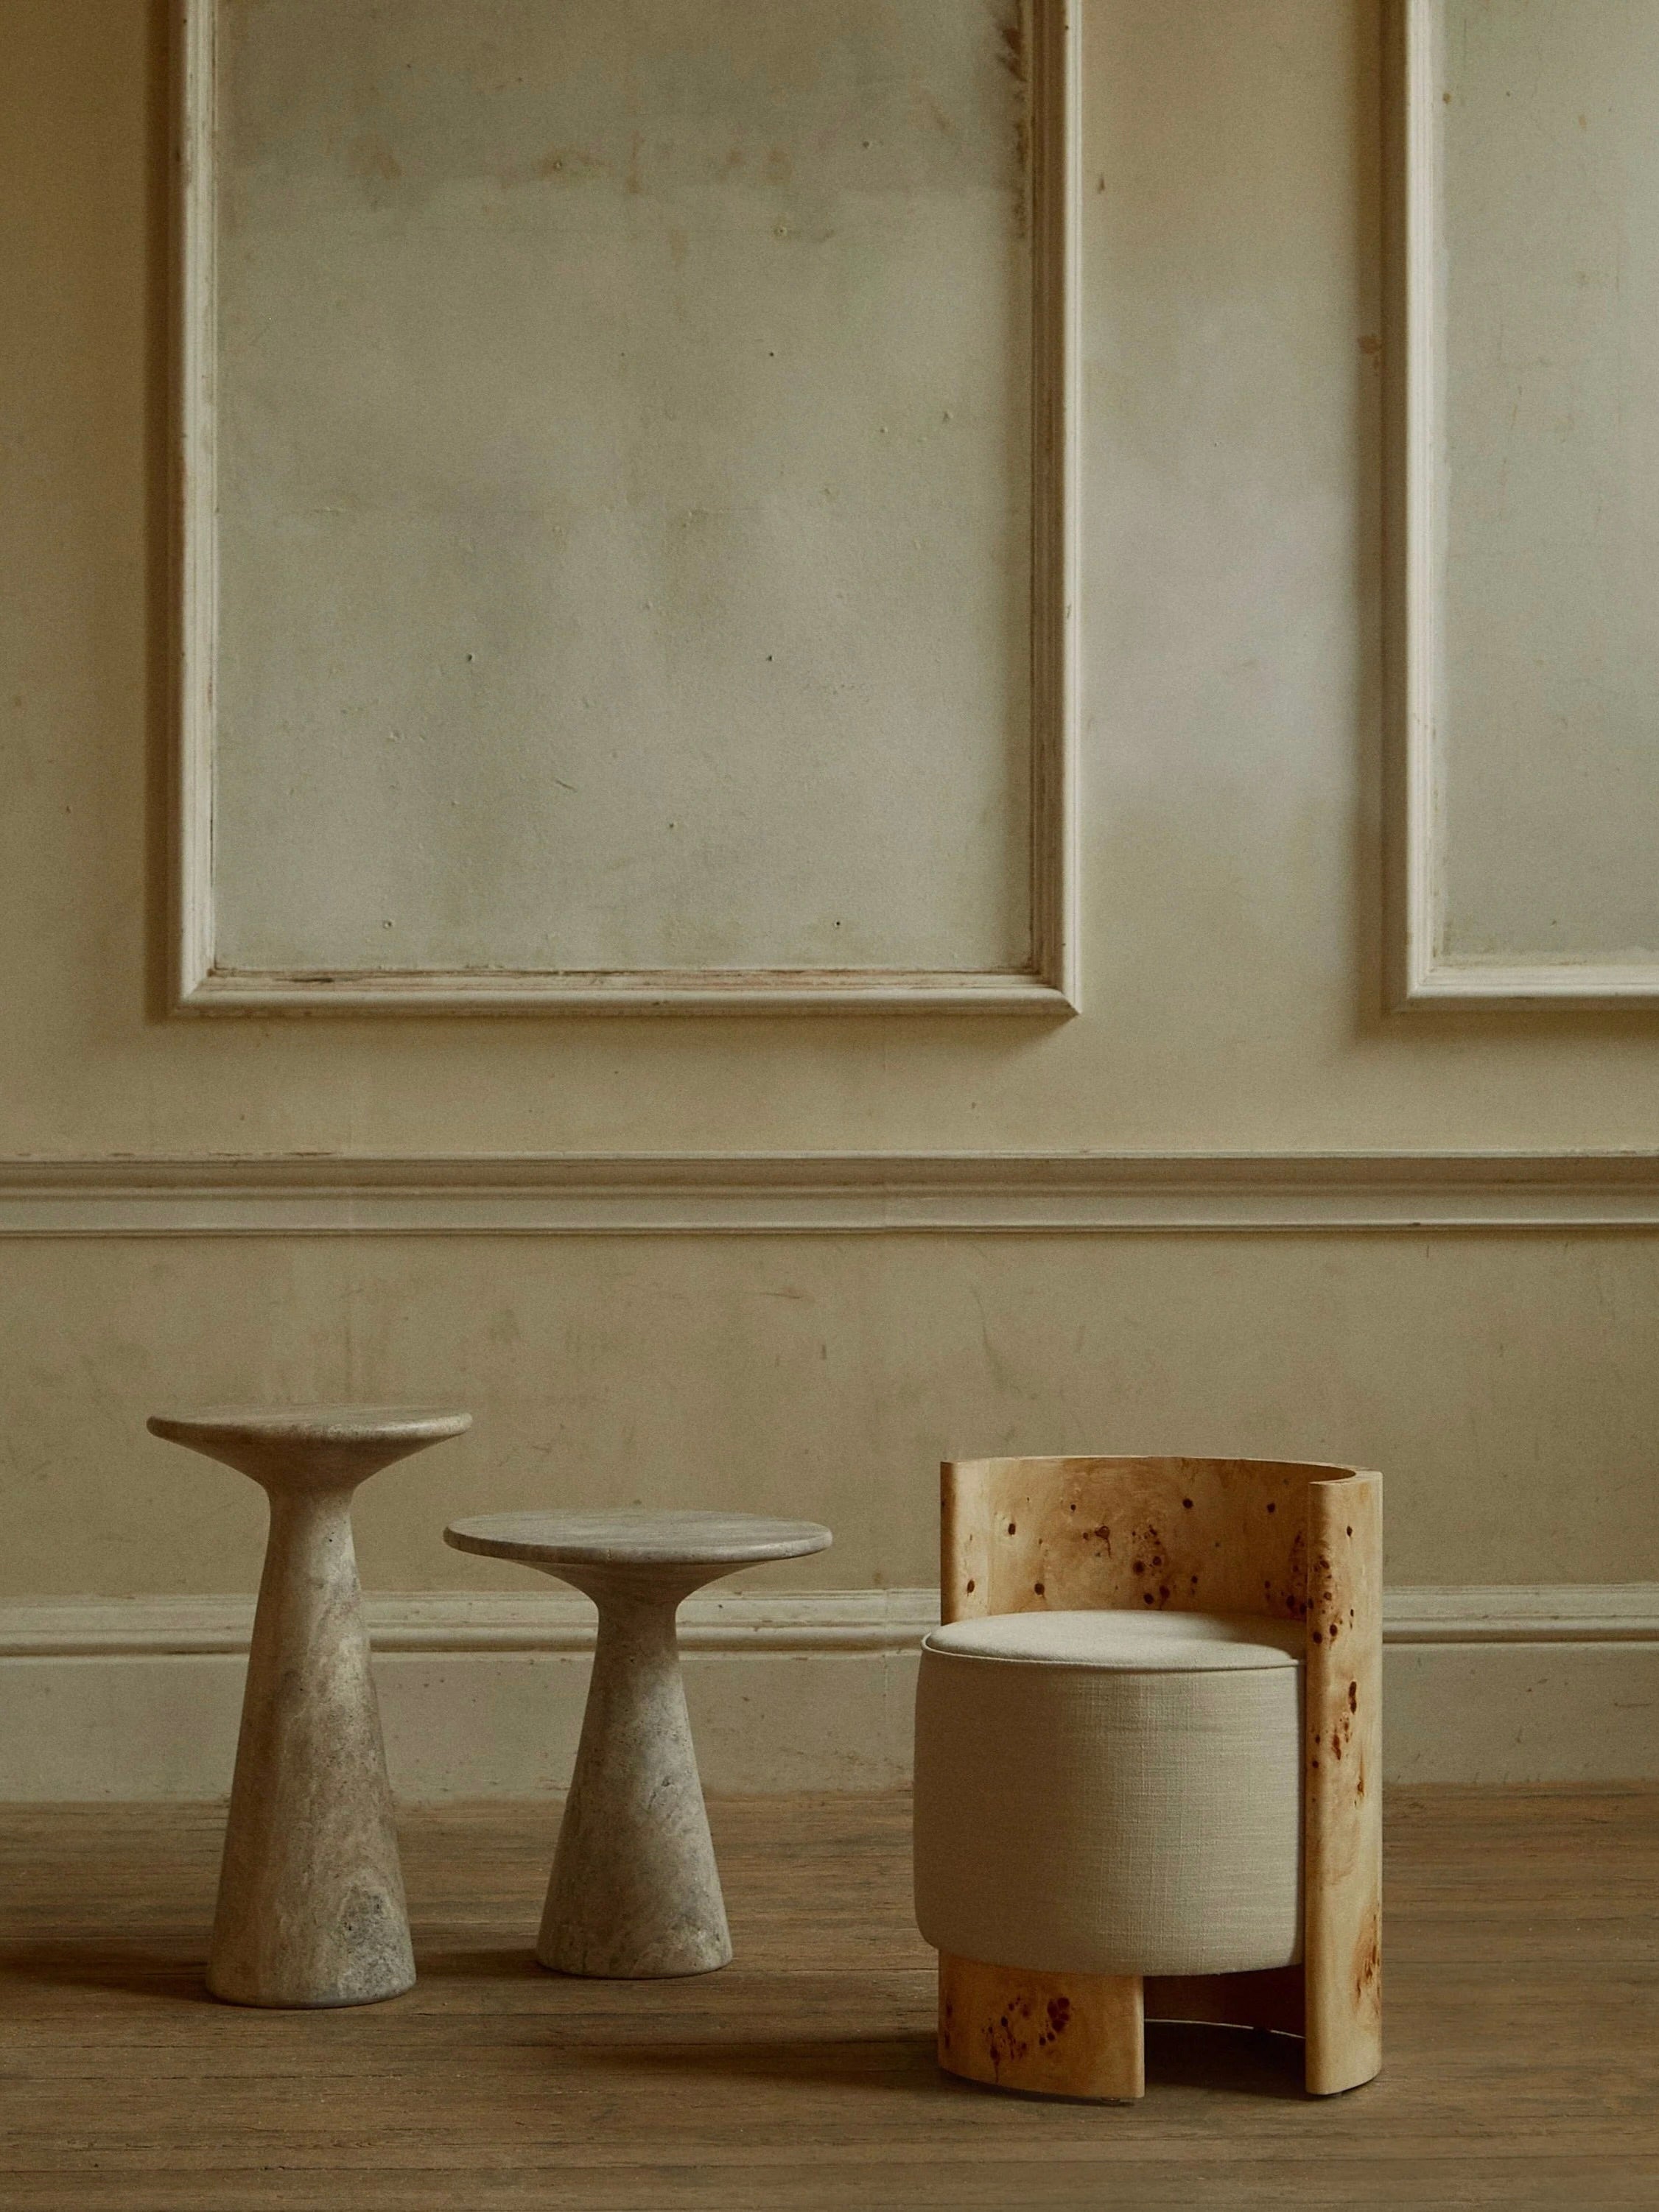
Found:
[150,1406,471,2007]
[445,1509,832,1977]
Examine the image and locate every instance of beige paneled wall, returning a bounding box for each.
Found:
[4,0,1659,1159]
[3,0,1659,1652]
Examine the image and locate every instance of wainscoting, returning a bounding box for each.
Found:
[5,1151,1659,1795]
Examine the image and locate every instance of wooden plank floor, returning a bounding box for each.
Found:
[1,1788,1656,2210]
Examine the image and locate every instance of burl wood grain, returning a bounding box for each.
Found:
[938,1952,1145,2102]
[937,1456,1383,2099]
[941,1456,1320,1626]
[1304,1469,1383,2093]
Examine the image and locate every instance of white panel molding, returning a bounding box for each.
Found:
[1387,0,1659,1008]
[1,1586,1654,1796]
[172,0,1080,1019]
[5,1152,1659,1236]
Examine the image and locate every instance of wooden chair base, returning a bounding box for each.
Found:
[939,1955,1369,2100]
[938,1953,1145,2102]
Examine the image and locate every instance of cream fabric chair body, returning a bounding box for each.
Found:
[914,1456,1382,2100]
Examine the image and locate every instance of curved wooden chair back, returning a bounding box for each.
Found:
[939,1455,1383,2097]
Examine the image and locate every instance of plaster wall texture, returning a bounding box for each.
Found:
[211,0,1034,977]
[1,1,1658,1609]
[1439,0,1659,962]
[2,1230,1655,1597]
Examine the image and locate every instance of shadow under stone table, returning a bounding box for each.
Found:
[443,1509,832,1977]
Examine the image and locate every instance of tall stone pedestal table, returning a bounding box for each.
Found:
[444,1510,832,1976]
[149,1406,471,2006]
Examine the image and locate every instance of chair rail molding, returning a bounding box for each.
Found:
[4,1153,1659,1236]
[1386,0,1659,1008]
[172,0,1080,1017]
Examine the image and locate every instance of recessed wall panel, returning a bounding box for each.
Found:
[1397,0,1659,1001]
[180,0,1077,1010]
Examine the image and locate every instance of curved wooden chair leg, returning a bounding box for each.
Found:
[938,1953,1144,2102]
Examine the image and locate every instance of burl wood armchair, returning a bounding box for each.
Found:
[912,1456,1382,2100]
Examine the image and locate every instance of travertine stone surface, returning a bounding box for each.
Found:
[445,1510,831,1976]
[443,1511,835,1571]
[149,1406,471,2007]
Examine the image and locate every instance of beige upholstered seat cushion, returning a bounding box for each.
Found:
[913,1611,1304,1978]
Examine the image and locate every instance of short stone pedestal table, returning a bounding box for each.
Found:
[443,1510,832,1976]
[148,1406,471,2007]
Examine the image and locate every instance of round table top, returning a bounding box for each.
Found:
[150,1407,472,1450]
[444,1509,832,1570]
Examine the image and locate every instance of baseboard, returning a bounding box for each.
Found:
[0,1585,1653,1799]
